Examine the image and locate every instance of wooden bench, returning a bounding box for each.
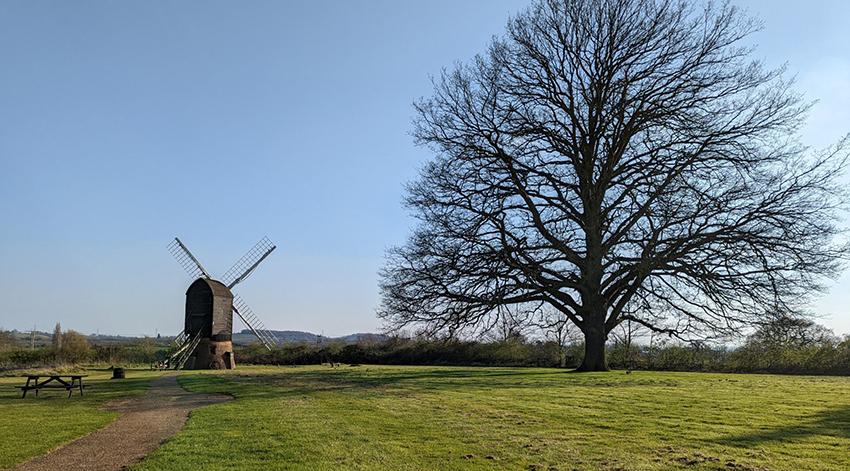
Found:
[16,375,90,398]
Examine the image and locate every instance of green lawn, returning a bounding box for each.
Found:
[2,366,848,470]
[135,366,849,471]
[0,368,165,469]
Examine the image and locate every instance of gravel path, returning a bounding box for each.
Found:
[13,372,232,471]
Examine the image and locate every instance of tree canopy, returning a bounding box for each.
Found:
[380,0,849,371]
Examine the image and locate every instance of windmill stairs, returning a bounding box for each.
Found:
[155,331,203,370]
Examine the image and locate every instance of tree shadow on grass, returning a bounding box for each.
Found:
[714,405,850,447]
[183,367,528,392]
[178,367,572,403]
[292,367,677,390]
[178,366,682,404]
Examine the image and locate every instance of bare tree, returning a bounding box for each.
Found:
[0,329,18,352]
[51,323,62,352]
[486,305,534,342]
[535,305,580,367]
[609,317,646,369]
[379,0,849,371]
[748,310,837,349]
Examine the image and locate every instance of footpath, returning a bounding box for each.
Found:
[13,372,232,471]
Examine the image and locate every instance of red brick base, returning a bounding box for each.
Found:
[188,339,235,370]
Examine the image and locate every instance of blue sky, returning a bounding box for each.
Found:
[1,1,848,338]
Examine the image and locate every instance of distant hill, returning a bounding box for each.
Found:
[233,330,387,347]
[5,329,384,348]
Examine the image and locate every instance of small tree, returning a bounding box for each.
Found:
[735,312,839,372]
[535,306,579,367]
[51,323,62,352]
[609,317,646,370]
[487,306,533,342]
[135,337,157,363]
[749,311,837,349]
[59,330,91,364]
[0,329,18,352]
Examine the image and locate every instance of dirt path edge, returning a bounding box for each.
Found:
[12,372,232,471]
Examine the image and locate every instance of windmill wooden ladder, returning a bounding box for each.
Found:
[156,332,203,370]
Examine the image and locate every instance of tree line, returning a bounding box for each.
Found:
[0,324,161,369]
[2,318,848,375]
[237,317,850,376]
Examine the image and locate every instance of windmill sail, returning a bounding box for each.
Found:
[232,293,280,351]
[167,238,211,279]
[221,237,276,289]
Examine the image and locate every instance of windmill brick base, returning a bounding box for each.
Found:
[186,339,235,370]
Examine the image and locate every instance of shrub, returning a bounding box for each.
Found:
[59,330,91,363]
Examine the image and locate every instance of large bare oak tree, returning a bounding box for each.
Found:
[379,0,849,371]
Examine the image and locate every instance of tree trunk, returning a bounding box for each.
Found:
[576,326,610,372]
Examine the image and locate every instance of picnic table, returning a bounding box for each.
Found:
[16,375,89,398]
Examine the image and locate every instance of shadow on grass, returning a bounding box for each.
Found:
[716,406,850,446]
[290,367,676,390]
[177,367,544,401]
[177,366,680,404]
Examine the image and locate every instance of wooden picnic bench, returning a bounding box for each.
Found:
[16,375,90,398]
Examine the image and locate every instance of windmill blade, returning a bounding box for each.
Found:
[167,238,211,279]
[232,293,280,351]
[220,236,276,289]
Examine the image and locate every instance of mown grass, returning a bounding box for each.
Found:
[0,367,165,469]
[131,366,850,471]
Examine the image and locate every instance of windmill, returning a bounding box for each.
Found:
[164,236,280,370]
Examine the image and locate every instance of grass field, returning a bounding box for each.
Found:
[149,366,849,471]
[2,366,849,470]
[0,368,165,469]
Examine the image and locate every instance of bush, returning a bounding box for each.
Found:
[59,330,91,363]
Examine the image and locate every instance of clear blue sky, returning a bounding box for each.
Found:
[1,1,848,338]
